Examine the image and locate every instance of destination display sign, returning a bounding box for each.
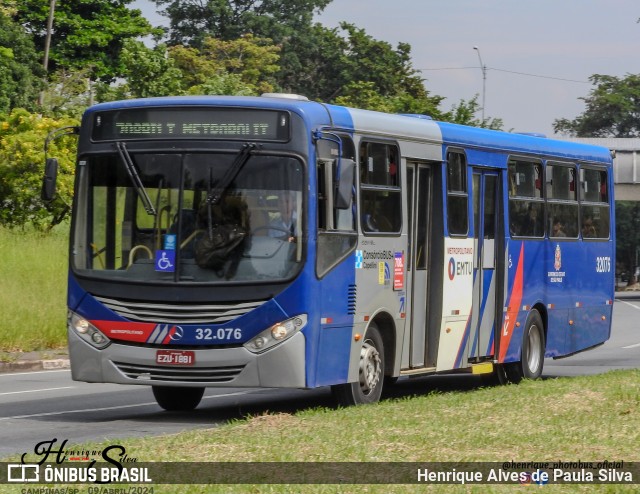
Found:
[91,107,290,141]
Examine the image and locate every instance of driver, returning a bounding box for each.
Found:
[269,191,297,242]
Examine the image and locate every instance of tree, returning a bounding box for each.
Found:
[553,74,640,137]
[443,96,503,129]
[155,0,332,98]
[0,1,16,16]
[0,109,78,229]
[183,73,256,96]
[0,12,43,113]
[333,81,441,117]
[244,1,332,98]
[275,23,347,99]
[166,45,218,88]
[336,24,422,99]
[155,0,331,48]
[171,35,280,95]
[40,67,94,118]
[328,24,445,117]
[13,0,159,81]
[119,40,184,98]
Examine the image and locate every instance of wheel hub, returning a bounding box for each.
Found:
[526,324,542,372]
[359,339,381,395]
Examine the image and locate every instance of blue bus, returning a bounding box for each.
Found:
[42,95,615,410]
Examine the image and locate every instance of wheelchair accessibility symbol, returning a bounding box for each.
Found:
[155,250,175,272]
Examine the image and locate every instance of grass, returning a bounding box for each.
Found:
[0,225,68,351]
[4,369,640,493]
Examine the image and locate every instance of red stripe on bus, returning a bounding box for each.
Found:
[499,244,524,363]
[162,326,176,345]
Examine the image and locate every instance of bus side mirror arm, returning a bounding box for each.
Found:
[41,125,80,202]
[41,156,70,229]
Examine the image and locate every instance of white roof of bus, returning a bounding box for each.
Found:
[346,108,443,143]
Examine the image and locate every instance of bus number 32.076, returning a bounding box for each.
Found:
[195,327,243,341]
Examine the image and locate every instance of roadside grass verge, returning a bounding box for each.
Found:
[0,226,68,351]
[4,369,640,493]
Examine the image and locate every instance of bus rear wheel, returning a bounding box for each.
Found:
[152,386,205,411]
[480,363,509,386]
[504,309,545,383]
[332,324,385,406]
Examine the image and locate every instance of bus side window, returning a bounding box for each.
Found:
[508,158,544,238]
[359,141,401,234]
[316,136,356,232]
[447,151,468,236]
[547,162,578,238]
[580,167,610,240]
[316,135,358,277]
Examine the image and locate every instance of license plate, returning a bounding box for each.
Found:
[156,350,195,366]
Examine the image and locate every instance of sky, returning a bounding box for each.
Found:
[134,0,640,137]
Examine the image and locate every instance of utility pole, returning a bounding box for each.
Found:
[39,0,56,106]
[473,46,487,125]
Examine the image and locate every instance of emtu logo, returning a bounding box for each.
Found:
[448,257,473,280]
[448,257,456,280]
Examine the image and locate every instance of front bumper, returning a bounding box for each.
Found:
[68,328,306,388]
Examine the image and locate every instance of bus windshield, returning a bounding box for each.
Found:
[72,150,304,284]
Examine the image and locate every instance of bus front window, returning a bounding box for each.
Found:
[72,152,304,283]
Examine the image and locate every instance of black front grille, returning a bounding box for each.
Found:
[112,361,245,383]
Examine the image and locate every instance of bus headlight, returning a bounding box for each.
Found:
[68,311,111,349]
[244,314,307,354]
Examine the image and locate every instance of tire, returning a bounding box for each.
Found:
[504,309,545,383]
[332,324,385,406]
[480,363,509,386]
[152,386,205,411]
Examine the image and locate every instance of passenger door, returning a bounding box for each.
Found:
[468,170,500,360]
[404,162,433,368]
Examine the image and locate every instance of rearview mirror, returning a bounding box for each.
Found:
[41,158,59,202]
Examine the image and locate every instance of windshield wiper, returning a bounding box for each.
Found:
[205,143,257,205]
[116,141,157,216]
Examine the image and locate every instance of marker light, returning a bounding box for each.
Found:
[91,333,106,345]
[68,311,111,349]
[244,315,307,354]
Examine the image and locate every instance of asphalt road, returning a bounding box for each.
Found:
[1,297,638,459]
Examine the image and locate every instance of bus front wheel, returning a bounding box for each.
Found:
[332,323,385,406]
[152,386,205,411]
[505,309,545,383]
